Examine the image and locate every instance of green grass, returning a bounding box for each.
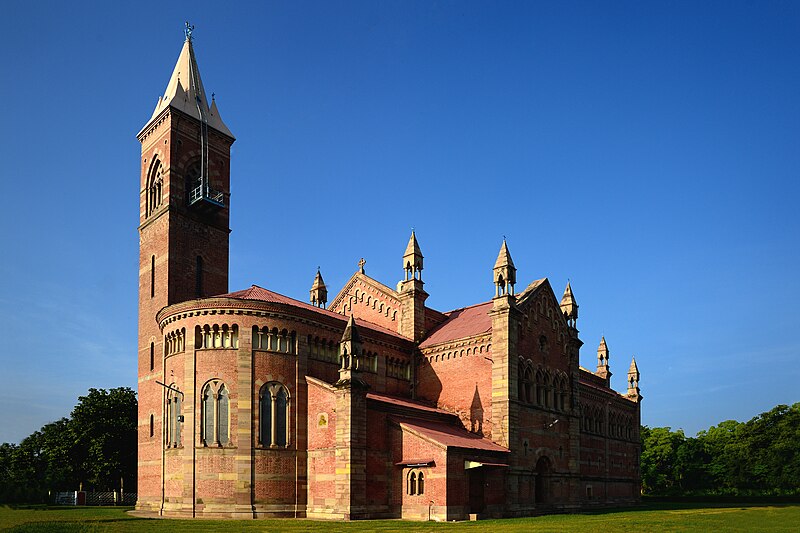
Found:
[1,503,799,532]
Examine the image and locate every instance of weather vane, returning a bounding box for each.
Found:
[185,22,195,42]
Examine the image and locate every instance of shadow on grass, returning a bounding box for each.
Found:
[3,505,135,512]
[579,500,799,516]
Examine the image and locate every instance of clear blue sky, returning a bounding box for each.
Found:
[1,1,798,443]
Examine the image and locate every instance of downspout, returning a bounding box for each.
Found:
[160,343,166,515]
[295,351,299,518]
[192,347,197,517]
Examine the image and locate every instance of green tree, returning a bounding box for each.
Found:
[70,388,137,491]
[0,387,137,503]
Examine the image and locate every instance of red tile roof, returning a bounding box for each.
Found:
[419,301,493,348]
[367,392,454,416]
[216,285,407,340]
[395,418,509,453]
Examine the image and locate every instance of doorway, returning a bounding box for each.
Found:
[467,468,485,514]
[535,456,551,505]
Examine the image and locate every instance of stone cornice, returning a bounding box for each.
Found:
[157,297,414,352]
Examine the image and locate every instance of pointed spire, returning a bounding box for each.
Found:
[560,281,578,325]
[493,238,516,297]
[493,239,515,270]
[627,356,641,400]
[402,231,424,281]
[309,268,328,308]
[340,315,362,344]
[628,356,639,379]
[596,336,611,383]
[140,27,233,139]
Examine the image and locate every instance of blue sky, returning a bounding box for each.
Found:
[1,0,798,443]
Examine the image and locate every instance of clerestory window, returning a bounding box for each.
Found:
[201,381,230,447]
[259,382,290,448]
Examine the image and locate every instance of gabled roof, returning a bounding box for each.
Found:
[217,285,406,340]
[139,38,233,139]
[419,301,493,348]
[328,271,401,312]
[394,418,509,453]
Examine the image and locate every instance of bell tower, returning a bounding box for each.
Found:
[135,25,235,512]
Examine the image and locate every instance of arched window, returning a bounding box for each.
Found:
[259,382,290,448]
[523,366,533,403]
[539,335,549,353]
[407,469,425,495]
[535,371,543,405]
[195,256,204,298]
[150,255,156,298]
[185,161,201,205]
[165,387,182,448]
[202,381,230,447]
[146,159,163,217]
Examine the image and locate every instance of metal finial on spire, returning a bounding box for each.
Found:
[184,22,195,42]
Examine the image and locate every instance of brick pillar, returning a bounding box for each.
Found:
[488,294,521,449]
[333,378,369,519]
[398,279,428,342]
[566,325,583,506]
[233,327,254,517]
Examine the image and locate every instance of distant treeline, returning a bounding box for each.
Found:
[641,403,800,496]
[0,388,137,503]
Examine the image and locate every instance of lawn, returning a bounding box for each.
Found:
[1,503,798,532]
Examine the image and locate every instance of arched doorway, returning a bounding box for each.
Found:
[535,456,551,505]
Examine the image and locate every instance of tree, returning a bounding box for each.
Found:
[70,388,138,491]
[0,387,137,503]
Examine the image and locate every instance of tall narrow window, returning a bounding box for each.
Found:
[149,342,154,371]
[195,256,203,298]
[218,386,229,445]
[150,255,156,298]
[259,382,290,448]
[166,390,182,448]
[276,387,288,447]
[200,381,229,447]
[203,386,215,446]
[149,414,154,438]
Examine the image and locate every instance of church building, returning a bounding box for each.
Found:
[136,29,642,520]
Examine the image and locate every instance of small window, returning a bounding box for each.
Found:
[407,469,425,495]
[150,255,156,298]
[586,486,593,500]
[149,342,154,371]
[149,414,154,438]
